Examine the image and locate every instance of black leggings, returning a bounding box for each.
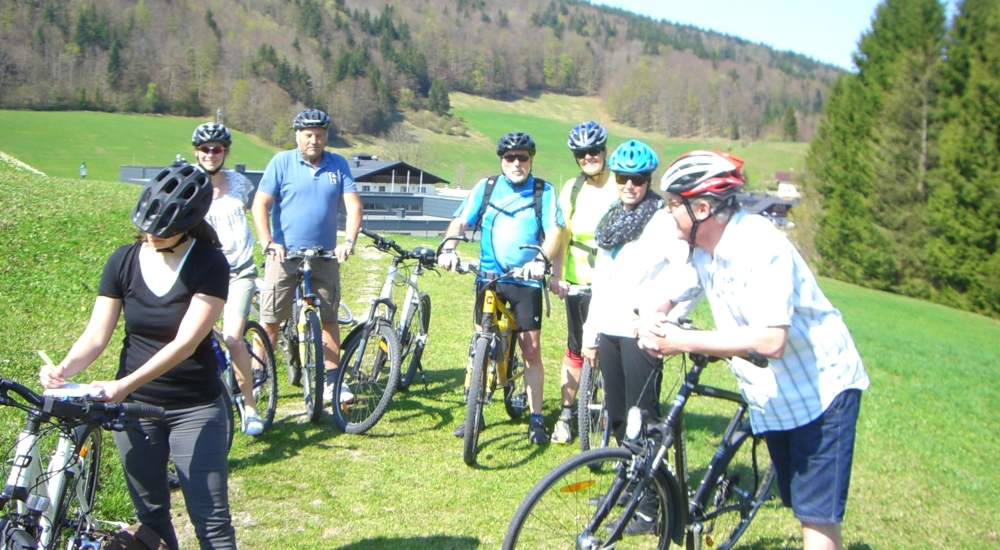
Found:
[113,395,236,550]
[598,334,663,444]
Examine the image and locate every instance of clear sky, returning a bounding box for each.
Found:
[585,0,900,70]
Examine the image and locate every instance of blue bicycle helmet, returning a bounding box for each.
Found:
[293,109,331,130]
[191,122,232,147]
[567,122,608,151]
[496,132,536,157]
[608,140,658,174]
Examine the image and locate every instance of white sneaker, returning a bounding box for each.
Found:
[242,413,265,436]
[339,383,355,404]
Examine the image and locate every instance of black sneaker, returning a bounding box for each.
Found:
[588,491,630,508]
[453,414,485,437]
[605,512,658,536]
[528,417,549,445]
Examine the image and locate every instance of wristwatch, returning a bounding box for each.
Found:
[344,238,355,246]
[261,241,272,252]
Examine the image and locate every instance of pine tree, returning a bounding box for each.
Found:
[924,0,1000,316]
[427,78,450,116]
[782,105,797,141]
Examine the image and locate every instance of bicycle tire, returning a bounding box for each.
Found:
[48,426,101,550]
[244,320,278,432]
[301,310,325,423]
[399,293,431,391]
[220,371,236,450]
[332,322,401,434]
[689,430,775,550]
[502,339,528,419]
[279,317,302,387]
[502,447,674,550]
[463,337,490,465]
[578,358,611,452]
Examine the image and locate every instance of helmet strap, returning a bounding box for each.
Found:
[155,232,189,253]
[681,197,735,262]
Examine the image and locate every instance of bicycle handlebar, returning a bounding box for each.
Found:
[0,377,165,428]
[284,246,338,262]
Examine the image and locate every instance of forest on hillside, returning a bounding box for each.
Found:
[0,0,839,146]
[808,0,1000,318]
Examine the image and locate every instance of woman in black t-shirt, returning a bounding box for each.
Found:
[39,164,237,550]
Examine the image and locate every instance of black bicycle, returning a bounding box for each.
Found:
[503,322,776,549]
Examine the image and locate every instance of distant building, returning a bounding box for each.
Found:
[737,170,801,228]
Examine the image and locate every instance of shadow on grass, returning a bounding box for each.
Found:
[733,537,873,550]
[329,535,480,550]
[466,425,547,471]
[226,409,349,471]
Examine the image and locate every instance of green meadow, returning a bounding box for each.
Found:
[0,96,806,192]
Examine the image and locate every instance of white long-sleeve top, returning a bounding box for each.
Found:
[582,209,698,348]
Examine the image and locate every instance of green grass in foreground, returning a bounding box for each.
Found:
[1,171,997,548]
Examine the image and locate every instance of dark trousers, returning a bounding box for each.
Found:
[113,395,236,550]
[598,334,663,443]
[565,291,592,356]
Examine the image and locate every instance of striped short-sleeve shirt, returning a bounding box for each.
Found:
[668,210,870,433]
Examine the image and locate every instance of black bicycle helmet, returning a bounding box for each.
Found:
[191,122,232,147]
[496,132,536,157]
[567,122,608,151]
[293,109,331,130]
[132,163,213,238]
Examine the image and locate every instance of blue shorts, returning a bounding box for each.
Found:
[763,389,862,525]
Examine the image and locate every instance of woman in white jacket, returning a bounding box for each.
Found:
[582,140,695,447]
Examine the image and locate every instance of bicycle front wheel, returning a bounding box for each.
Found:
[503,447,674,550]
[690,432,776,550]
[332,322,401,434]
[48,426,101,550]
[578,358,611,452]
[463,337,490,465]
[399,292,431,391]
[301,310,325,423]
[244,320,278,431]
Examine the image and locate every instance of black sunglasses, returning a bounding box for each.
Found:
[615,173,649,186]
[502,153,531,163]
[573,147,605,159]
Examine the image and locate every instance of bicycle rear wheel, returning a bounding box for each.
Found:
[301,310,325,423]
[690,431,775,550]
[332,322,401,434]
[502,338,527,419]
[48,426,101,550]
[244,320,278,431]
[399,293,431,391]
[578,358,611,452]
[502,447,674,550]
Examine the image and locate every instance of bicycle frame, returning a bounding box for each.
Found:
[467,286,522,401]
[3,418,82,547]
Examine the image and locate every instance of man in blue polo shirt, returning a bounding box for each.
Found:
[252,109,362,405]
[438,131,565,445]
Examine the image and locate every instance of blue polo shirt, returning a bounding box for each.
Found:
[258,149,357,251]
[453,175,563,288]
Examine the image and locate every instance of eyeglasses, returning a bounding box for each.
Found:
[615,174,649,187]
[573,147,605,159]
[502,153,531,163]
[665,198,685,212]
[197,145,225,155]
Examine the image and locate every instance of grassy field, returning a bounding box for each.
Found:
[0,110,278,182]
[1,162,998,548]
[0,97,807,193]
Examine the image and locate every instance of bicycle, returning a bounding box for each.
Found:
[274,246,338,423]
[331,227,440,434]
[503,321,776,549]
[0,376,163,550]
[210,321,277,437]
[455,242,550,466]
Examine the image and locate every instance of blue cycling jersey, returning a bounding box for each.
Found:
[453,175,563,288]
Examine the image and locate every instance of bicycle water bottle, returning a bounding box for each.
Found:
[211,337,228,374]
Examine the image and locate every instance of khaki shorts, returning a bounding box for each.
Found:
[224,263,258,326]
[259,255,341,324]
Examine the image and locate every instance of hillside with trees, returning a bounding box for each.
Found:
[807,0,1000,318]
[0,0,839,146]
